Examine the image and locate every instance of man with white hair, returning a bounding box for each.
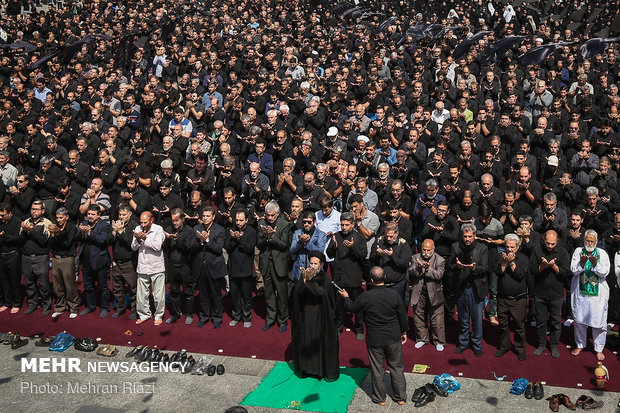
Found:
[570,229,611,360]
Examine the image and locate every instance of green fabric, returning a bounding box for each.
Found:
[241,362,368,413]
[580,248,599,296]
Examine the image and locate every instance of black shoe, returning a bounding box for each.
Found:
[136,346,150,360]
[170,351,182,363]
[524,383,534,399]
[207,365,216,376]
[474,349,483,357]
[155,352,164,362]
[279,325,287,333]
[550,346,560,358]
[125,345,144,358]
[80,308,95,316]
[533,382,544,400]
[197,319,208,328]
[262,323,273,331]
[454,346,466,354]
[411,386,425,403]
[140,348,153,362]
[517,353,526,361]
[216,364,225,375]
[42,308,51,316]
[534,345,546,356]
[11,334,29,350]
[24,307,37,315]
[99,309,109,318]
[149,349,160,362]
[426,383,448,397]
[180,350,188,363]
[414,388,435,407]
[213,322,221,329]
[495,349,509,357]
[182,356,196,374]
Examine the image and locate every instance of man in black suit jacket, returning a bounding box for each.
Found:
[448,223,488,356]
[257,201,292,332]
[75,204,111,318]
[194,206,227,328]
[225,209,257,328]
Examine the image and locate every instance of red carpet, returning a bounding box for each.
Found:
[1,287,618,392]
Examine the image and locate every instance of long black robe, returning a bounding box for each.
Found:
[292,271,339,380]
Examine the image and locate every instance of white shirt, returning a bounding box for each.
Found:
[131,223,166,274]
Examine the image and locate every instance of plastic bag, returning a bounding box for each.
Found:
[48,331,74,352]
[509,378,529,395]
[433,373,461,394]
[74,337,98,352]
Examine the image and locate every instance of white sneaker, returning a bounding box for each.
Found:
[69,313,78,319]
[51,312,63,318]
[414,341,426,349]
[243,321,252,328]
[563,318,574,327]
[436,344,445,352]
[229,320,239,327]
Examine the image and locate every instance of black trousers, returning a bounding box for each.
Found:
[335,286,363,334]
[22,255,51,311]
[168,263,194,316]
[230,275,253,322]
[263,259,289,326]
[534,296,563,347]
[497,296,527,355]
[367,341,407,403]
[197,266,223,324]
[0,251,21,308]
[82,265,110,311]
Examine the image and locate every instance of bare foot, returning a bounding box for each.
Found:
[10,307,19,314]
[596,352,605,361]
[136,319,147,325]
[489,316,499,326]
[571,348,582,356]
[154,320,162,326]
[0,306,8,312]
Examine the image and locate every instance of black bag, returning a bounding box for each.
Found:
[74,337,98,352]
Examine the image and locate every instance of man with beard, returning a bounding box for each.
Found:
[452,190,478,226]
[413,179,446,241]
[152,179,184,229]
[533,193,568,238]
[194,206,227,328]
[257,201,291,332]
[49,207,79,319]
[295,172,325,211]
[421,200,459,258]
[76,205,111,318]
[371,222,411,303]
[290,211,328,283]
[63,149,90,195]
[495,234,529,361]
[511,166,542,217]
[530,230,570,358]
[164,209,198,325]
[409,239,446,351]
[449,223,489,357]
[224,209,257,328]
[107,205,139,320]
[119,173,152,217]
[570,230,611,361]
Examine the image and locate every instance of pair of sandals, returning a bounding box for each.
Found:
[1,332,29,349]
[96,344,119,357]
[411,383,448,407]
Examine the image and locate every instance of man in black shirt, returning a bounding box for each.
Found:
[341,266,408,406]
[107,205,138,319]
[20,200,52,315]
[0,203,22,313]
[164,208,198,325]
[49,207,79,318]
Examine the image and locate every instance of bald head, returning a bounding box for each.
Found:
[139,211,154,232]
[421,238,435,258]
[544,230,558,252]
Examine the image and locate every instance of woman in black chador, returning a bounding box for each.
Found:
[292,250,339,381]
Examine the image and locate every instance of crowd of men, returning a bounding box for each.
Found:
[0,0,619,364]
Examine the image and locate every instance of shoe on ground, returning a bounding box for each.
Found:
[524,383,534,399]
[414,387,435,407]
[548,394,560,412]
[414,341,426,349]
[517,353,526,361]
[454,346,466,354]
[411,386,425,403]
[197,320,207,328]
[69,313,78,319]
[213,322,221,329]
[80,308,94,316]
[356,332,364,341]
[550,346,560,358]
[556,393,576,410]
[533,382,544,400]
[99,309,109,318]
[243,321,252,328]
[52,311,64,318]
[229,320,239,327]
[166,314,180,324]
[185,315,193,325]
[563,318,574,327]
[11,334,29,350]
[435,344,444,352]
[534,345,546,356]
[216,364,225,375]
[42,308,51,316]
[128,313,137,320]
[262,323,273,331]
[279,325,287,333]
[112,311,123,319]
[495,348,508,358]
[474,349,483,357]
[207,365,216,376]
[24,307,37,315]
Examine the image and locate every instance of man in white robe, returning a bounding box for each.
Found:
[570,229,610,360]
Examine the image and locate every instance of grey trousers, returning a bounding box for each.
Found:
[367,341,407,404]
[136,272,165,321]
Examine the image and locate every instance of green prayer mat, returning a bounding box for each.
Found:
[241,362,369,413]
